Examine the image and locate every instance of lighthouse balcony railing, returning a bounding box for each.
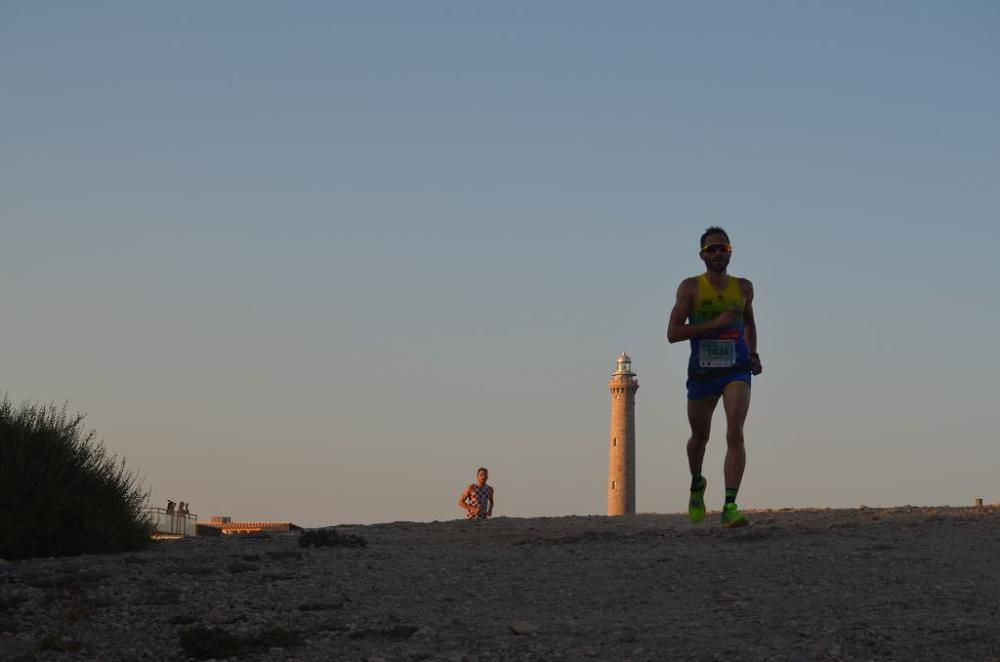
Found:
[143,507,198,537]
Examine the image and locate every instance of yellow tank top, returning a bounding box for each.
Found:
[688,274,750,374]
[690,274,744,326]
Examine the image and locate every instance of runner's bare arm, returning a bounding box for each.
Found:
[666,278,732,343]
[458,486,475,514]
[487,488,494,517]
[742,279,762,375]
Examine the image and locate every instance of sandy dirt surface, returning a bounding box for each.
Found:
[2,506,999,661]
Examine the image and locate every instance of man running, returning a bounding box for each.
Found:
[458,467,494,520]
[667,227,762,528]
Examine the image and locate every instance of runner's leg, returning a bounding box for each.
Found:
[721,381,751,490]
[686,395,718,522]
[687,396,719,475]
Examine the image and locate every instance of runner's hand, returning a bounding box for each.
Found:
[713,309,739,329]
[750,355,763,375]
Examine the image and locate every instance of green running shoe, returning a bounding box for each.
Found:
[721,502,749,528]
[688,478,707,523]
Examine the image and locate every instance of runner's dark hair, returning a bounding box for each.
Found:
[700,226,730,248]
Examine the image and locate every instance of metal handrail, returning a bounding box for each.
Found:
[143,507,198,536]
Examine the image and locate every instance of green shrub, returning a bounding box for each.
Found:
[0,396,152,560]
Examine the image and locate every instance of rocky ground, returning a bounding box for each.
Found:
[2,506,999,661]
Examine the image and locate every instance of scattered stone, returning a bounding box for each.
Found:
[510,621,538,635]
[143,588,183,606]
[0,595,28,611]
[347,625,418,640]
[38,634,83,653]
[297,601,344,612]
[74,570,111,583]
[266,550,304,561]
[226,561,257,574]
[164,565,215,576]
[179,625,304,659]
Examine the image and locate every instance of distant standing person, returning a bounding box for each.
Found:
[666,227,763,528]
[458,468,494,520]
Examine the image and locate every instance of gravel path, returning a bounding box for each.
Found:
[2,506,999,661]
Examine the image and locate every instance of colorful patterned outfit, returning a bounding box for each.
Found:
[686,273,752,400]
[466,483,493,519]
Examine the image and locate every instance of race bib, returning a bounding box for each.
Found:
[699,340,736,368]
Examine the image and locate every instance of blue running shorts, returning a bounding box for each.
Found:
[686,371,751,400]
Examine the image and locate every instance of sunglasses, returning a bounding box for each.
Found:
[701,243,732,255]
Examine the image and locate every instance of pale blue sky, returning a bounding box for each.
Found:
[2,2,998,525]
